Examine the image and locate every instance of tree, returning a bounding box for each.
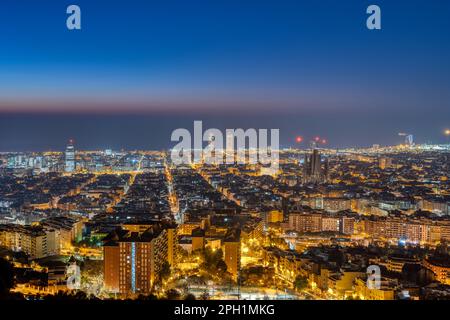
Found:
[200,292,210,300]
[183,293,196,300]
[293,275,308,291]
[201,248,228,277]
[216,259,228,275]
[202,248,223,271]
[166,288,181,300]
[45,290,89,300]
[137,293,158,300]
[0,258,15,297]
[159,261,171,281]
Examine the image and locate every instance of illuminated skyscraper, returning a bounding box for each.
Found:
[405,134,414,146]
[398,132,414,147]
[65,140,75,172]
[302,149,327,184]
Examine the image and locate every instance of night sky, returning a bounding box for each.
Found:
[0,0,449,151]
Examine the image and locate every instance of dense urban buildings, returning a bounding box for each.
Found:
[0,0,448,312]
[65,141,75,173]
[0,141,449,300]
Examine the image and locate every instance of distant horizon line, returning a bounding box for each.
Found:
[1,143,449,154]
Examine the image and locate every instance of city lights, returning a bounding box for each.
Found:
[0,0,449,309]
[1,141,449,301]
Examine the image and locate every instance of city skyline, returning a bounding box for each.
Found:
[0,113,449,152]
[1,1,450,304]
[1,145,450,301]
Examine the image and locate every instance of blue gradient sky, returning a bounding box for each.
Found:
[0,0,449,150]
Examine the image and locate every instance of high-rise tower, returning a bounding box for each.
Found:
[302,149,326,184]
[65,140,75,172]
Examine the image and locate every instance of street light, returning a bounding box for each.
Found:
[444,129,450,146]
